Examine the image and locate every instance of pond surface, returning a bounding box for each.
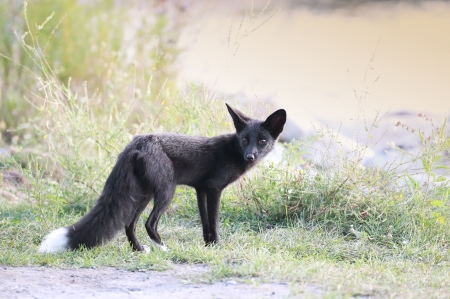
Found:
[178,0,450,130]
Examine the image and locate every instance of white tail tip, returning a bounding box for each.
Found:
[39,227,69,253]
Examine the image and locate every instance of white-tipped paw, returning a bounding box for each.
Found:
[151,240,169,252]
[141,245,151,253]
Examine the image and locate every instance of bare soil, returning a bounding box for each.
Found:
[0,264,292,299]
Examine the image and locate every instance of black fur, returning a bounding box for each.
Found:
[64,104,287,250]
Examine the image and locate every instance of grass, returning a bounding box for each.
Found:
[1,1,450,298]
[1,201,450,297]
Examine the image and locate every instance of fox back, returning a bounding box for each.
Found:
[39,104,286,253]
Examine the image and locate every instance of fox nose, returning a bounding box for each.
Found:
[246,154,255,162]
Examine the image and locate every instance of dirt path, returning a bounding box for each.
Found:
[0,265,292,299]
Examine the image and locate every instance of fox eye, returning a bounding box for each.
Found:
[242,138,248,144]
[259,139,267,145]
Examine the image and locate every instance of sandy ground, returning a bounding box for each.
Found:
[0,264,293,299]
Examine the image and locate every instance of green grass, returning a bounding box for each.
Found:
[1,198,450,298]
[1,1,450,298]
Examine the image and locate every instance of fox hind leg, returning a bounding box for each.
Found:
[125,195,152,251]
[145,184,175,251]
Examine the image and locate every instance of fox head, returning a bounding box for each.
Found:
[226,104,287,163]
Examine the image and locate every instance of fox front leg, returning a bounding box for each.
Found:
[196,186,222,245]
[196,188,210,244]
[205,187,222,245]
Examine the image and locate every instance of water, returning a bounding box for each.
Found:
[178,1,450,127]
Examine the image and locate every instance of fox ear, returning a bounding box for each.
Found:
[226,103,250,132]
[261,109,287,139]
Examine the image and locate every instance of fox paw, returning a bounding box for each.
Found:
[151,240,169,252]
[141,245,151,253]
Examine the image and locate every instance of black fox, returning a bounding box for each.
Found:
[39,104,286,253]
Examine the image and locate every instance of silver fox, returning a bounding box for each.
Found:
[39,104,287,253]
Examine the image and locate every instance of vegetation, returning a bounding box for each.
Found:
[1,1,449,298]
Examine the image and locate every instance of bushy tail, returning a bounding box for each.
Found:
[38,198,129,253]
[39,145,143,253]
